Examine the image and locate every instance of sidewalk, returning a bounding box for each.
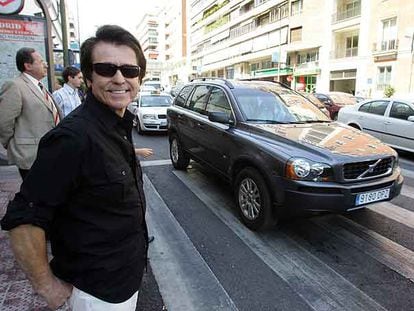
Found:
[0,165,46,310]
[0,164,164,310]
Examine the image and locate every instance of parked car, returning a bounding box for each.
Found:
[298,91,330,118]
[338,98,414,153]
[314,92,357,120]
[128,91,173,134]
[167,78,403,231]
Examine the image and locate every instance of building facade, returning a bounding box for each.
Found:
[189,0,414,98]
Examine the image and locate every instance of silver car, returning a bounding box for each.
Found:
[128,92,173,134]
[338,98,414,153]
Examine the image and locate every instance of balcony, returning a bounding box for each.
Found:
[331,47,358,59]
[332,4,361,23]
[372,39,398,62]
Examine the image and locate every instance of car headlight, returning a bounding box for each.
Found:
[142,114,156,120]
[285,158,333,182]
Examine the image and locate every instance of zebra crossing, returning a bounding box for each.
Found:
[143,161,414,311]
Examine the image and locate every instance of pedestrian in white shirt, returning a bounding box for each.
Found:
[53,66,83,118]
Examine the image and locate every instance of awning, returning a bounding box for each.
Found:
[285,43,321,53]
[251,67,293,78]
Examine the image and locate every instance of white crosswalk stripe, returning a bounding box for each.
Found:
[144,174,238,311]
[368,201,414,229]
[173,169,387,311]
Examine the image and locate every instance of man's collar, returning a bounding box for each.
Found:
[63,83,77,94]
[84,91,134,129]
[23,72,40,86]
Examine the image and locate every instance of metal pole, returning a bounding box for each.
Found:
[60,0,69,67]
[36,0,55,90]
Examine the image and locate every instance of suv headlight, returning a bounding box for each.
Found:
[143,114,156,119]
[285,158,333,182]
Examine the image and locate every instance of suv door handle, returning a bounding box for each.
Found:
[384,121,391,125]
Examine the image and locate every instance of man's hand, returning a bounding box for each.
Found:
[36,275,73,310]
[135,148,154,158]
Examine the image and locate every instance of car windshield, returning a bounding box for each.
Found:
[140,95,172,107]
[233,86,331,123]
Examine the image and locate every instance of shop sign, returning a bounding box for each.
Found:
[294,67,321,76]
[0,0,24,15]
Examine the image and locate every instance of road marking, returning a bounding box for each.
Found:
[174,169,386,311]
[401,184,414,199]
[401,168,414,179]
[141,159,171,167]
[312,215,414,282]
[368,201,414,229]
[143,174,238,311]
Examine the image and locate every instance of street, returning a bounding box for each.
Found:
[136,130,414,311]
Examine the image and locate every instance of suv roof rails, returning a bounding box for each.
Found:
[190,77,234,89]
[236,78,293,90]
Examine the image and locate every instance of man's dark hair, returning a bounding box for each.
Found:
[62,66,81,83]
[80,25,146,84]
[16,47,36,72]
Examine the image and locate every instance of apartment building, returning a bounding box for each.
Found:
[189,0,414,97]
[136,13,164,82]
[159,0,189,87]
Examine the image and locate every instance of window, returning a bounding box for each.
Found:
[206,88,232,118]
[389,102,414,120]
[345,35,358,57]
[359,100,389,115]
[175,86,193,107]
[381,17,397,51]
[291,0,302,16]
[290,27,302,43]
[189,85,211,114]
[377,66,392,90]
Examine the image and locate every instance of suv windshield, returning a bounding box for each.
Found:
[140,95,172,107]
[233,87,330,123]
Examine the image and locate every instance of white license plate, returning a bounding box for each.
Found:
[355,188,390,206]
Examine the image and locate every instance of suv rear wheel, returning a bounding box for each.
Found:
[170,134,190,170]
[235,167,275,231]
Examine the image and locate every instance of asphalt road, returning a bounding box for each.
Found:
[134,129,414,311]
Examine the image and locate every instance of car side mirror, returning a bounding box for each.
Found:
[208,111,233,125]
[408,116,414,122]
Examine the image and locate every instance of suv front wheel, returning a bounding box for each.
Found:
[234,167,275,231]
[170,133,190,170]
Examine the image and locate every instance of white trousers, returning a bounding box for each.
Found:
[67,287,139,311]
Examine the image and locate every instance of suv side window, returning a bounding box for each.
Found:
[175,85,193,107]
[358,102,371,113]
[205,87,231,118]
[389,102,414,120]
[188,85,210,114]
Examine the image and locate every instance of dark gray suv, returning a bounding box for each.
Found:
[167,78,403,230]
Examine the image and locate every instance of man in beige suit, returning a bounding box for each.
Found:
[0,47,61,179]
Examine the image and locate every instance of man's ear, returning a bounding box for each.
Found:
[86,79,92,88]
[23,62,32,72]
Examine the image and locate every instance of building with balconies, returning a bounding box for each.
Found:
[136,13,163,81]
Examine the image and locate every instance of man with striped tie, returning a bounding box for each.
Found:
[0,47,62,179]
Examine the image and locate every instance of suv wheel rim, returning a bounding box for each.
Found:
[171,139,179,163]
[239,177,261,220]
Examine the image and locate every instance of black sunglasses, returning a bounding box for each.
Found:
[93,63,141,78]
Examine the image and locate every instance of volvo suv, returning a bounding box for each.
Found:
[167,79,403,231]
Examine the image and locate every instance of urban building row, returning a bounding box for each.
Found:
[136,0,414,98]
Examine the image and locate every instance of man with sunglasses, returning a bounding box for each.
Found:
[1,25,149,310]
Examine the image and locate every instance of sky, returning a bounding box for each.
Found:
[67,0,166,42]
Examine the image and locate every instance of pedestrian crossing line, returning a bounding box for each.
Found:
[174,170,387,311]
[141,159,172,167]
[143,174,238,311]
[368,201,414,229]
[312,215,414,282]
[401,184,414,199]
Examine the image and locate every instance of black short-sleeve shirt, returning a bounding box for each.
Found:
[1,92,148,303]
